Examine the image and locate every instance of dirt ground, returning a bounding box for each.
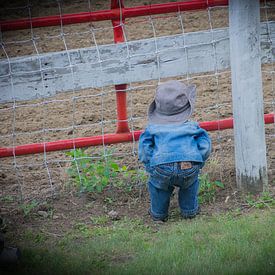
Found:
[0,0,275,240]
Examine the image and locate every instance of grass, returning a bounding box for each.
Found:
[2,210,275,275]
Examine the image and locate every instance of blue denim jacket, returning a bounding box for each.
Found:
[138,121,211,169]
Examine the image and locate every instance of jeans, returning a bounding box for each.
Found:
[148,162,200,219]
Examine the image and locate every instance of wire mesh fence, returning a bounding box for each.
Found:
[0,0,274,213]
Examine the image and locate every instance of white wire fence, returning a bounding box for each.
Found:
[0,0,274,210]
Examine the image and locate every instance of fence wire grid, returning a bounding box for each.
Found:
[0,0,274,211]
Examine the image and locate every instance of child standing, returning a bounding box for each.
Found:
[138,80,211,222]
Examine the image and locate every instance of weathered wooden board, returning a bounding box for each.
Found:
[0,21,274,103]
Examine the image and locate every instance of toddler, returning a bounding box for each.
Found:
[138,80,211,221]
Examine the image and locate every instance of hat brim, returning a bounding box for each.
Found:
[148,84,196,124]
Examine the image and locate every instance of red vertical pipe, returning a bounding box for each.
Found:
[111,0,130,133]
[115,84,129,133]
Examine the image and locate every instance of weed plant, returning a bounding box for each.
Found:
[20,200,39,217]
[199,174,224,203]
[66,149,147,193]
[245,191,275,209]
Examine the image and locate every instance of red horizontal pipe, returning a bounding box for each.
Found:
[0,114,273,158]
[123,0,228,17]
[0,0,228,31]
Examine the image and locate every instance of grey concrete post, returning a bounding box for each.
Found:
[229,0,268,193]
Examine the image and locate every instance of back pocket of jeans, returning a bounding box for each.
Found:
[155,164,173,178]
[150,164,172,191]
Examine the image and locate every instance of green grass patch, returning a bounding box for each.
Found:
[3,210,275,275]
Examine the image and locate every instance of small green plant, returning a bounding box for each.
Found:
[199,174,224,203]
[0,195,15,202]
[22,229,47,244]
[66,149,134,193]
[114,168,148,192]
[104,197,114,204]
[73,222,92,237]
[66,149,118,192]
[245,191,275,209]
[90,215,109,225]
[129,169,148,184]
[21,200,39,217]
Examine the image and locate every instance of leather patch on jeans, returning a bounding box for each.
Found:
[180,162,192,169]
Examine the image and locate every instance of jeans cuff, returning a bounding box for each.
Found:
[149,208,168,221]
[181,206,200,218]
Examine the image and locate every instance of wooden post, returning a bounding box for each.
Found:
[229,0,268,193]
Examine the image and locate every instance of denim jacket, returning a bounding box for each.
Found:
[138,121,211,169]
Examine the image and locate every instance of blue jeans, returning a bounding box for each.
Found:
[148,162,200,220]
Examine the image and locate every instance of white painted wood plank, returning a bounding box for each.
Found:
[229,0,268,192]
[0,21,274,103]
